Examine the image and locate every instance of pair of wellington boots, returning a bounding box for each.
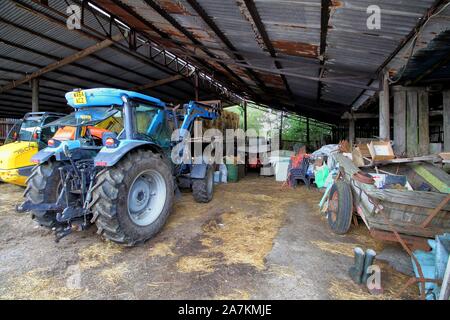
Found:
[349,247,377,285]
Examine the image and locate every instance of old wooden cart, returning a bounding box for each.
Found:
[327,153,450,249]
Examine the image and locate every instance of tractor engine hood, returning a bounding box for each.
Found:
[0,141,38,170]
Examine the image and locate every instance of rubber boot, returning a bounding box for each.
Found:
[361,249,377,284]
[349,247,365,284]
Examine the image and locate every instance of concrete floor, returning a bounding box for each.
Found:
[0,175,418,300]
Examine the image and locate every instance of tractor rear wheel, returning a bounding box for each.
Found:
[90,150,174,246]
[192,165,214,203]
[24,161,63,228]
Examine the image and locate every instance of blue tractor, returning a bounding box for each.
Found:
[20,88,220,245]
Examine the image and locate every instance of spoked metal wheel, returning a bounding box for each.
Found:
[127,169,167,227]
[328,191,339,224]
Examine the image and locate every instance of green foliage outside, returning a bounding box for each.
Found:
[226,104,333,146]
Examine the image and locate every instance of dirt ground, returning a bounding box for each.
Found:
[0,175,418,300]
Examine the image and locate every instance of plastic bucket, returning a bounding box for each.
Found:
[226,164,239,183]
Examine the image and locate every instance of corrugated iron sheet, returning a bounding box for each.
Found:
[322,0,437,105]
[0,0,448,121]
[0,0,208,116]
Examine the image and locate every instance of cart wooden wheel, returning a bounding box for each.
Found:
[327,181,353,234]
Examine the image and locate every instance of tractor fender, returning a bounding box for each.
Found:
[190,163,211,179]
[94,140,164,167]
[31,150,56,165]
[32,140,84,164]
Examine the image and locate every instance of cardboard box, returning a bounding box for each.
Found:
[356,143,372,158]
[368,141,395,162]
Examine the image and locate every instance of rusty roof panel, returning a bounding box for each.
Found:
[0,0,220,115]
[254,0,322,47]
[117,0,188,41]
[254,71,285,89]
[322,0,437,105]
[1,0,445,121]
[197,0,263,54]
[272,40,319,58]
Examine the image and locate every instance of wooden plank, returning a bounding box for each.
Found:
[444,90,450,152]
[406,91,418,157]
[394,90,407,156]
[0,34,123,94]
[371,155,441,166]
[367,189,450,210]
[418,90,430,156]
[409,163,450,193]
[415,162,450,186]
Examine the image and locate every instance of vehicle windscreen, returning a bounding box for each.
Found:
[18,119,41,142]
[46,107,119,128]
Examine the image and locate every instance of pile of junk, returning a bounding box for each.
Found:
[308,140,449,300]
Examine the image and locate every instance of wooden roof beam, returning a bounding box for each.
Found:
[0,34,123,94]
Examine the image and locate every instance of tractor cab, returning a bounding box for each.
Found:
[0,112,64,186]
[33,88,173,166]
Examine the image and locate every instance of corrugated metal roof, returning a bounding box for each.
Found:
[0,0,448,122]
[0,0,232,118]
[387,3,450,85]
[92,0,448,121]
[321,0,437,106]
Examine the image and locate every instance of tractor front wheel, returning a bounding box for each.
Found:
[24,161,63,228]
[91,150,174,246]
[192,165,214,203]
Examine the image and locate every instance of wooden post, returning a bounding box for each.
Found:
[444,90,450,152]
[31,78,39,113]
[243,101,248,173]
[280,111,284,150]
[194,72,199,101]
[393,88,406,156]
[349,116,355,145]
[379,73,390,141]
[243,101,248,132]
[306,117,310,147]
[418,89,430,156]
[407,90,419,157]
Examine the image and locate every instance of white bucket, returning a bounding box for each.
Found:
[270,156,291,182]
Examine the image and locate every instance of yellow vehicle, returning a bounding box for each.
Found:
[0,112,65,186]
